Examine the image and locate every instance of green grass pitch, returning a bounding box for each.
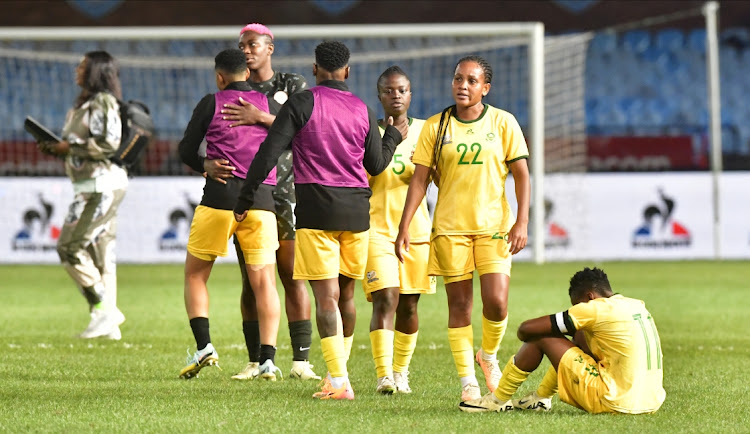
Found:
[1,261,748,432]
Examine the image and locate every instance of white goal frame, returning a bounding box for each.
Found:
[0,23,547,263]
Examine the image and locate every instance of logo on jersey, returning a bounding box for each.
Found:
[366,270,379,284]
[486,132,497,142]
[273,91,288,105]
[632,188,691,248]
[466,128,474,135]
[12,194,61,252]
[440,134,453,146]
[159,194,199,251]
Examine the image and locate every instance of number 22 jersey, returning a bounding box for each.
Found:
[412,104,528,237]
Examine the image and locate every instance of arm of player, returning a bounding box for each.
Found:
[234,93,309,221]
[395,163,430,262]
[362,107,404,176]
[507,157,530,255]
[222,96,277,128]
[178,94,214,174]
[517,311,575,342]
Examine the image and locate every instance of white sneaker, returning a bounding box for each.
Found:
[79,307,125,339]
[461,382,482,402]
[105,326,122,340]
[289,360,321,380]
[376,376,396,395]
[258,359,282,381]
[513,391,552,412]
[393,371,412,394]
[459,392,514,413]
[231,362,260,380]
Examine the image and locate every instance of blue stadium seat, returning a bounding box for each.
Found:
[720,27,750,46]
[273,39,292,55]
[621,30,651,53]
[687,29,706,53]
[654,28,685,51]
[589,32,617,54]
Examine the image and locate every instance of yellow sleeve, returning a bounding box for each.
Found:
[501,112,529,162]
[567,300,599,332]
[412,114,439,168]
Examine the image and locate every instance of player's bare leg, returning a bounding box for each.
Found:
[310,277,354,400]
[245,262,282,380]
[445,279,481,400]
[370,287,399,394]
[180,252,219,379]
[338,274,357,360]
[278,240,319,380]
[476,273,509,392]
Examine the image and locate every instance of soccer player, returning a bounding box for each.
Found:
[177,49,282,380]
[459,267,666,414]
[365,66,435,395]
[395,55,531,402]
[213,23,319,381]
[233,40,407,400]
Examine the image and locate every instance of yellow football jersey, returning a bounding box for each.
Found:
[370,118,431,242]
[412,104,528,237]
[567,294,666,414]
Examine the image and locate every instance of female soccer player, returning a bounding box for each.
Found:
[365,66,435,395]
[43,51,128,340]
[395,55,531,403]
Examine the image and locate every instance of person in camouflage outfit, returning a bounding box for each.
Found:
[43,51,128,340]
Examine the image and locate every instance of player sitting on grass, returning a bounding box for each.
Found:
[459,267,666,414]
[177,48,282,380]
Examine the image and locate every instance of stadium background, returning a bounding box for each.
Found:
[1,0,749,262]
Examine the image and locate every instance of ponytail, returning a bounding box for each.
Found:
[427,105,454,186]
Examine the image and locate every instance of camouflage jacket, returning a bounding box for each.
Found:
[61,92,127,192]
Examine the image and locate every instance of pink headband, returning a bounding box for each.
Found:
[239,23,273,40]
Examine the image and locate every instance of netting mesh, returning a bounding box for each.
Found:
[0,31,589,175]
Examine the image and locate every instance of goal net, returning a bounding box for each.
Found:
[0,24,590,262]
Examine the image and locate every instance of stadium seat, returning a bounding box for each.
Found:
[654,28,685,51]
[588,31,617,54]
[687,29,707,53]
[621,30,651,53]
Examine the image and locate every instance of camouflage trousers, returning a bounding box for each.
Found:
[57,188,127,308]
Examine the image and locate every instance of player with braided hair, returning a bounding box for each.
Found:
[395,54,531,404]
[234,40,408,400]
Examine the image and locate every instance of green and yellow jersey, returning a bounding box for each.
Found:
[561,294,666,414]
[370,118,431,243]
[412,104,528,237]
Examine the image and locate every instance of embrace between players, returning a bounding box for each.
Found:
[175,23,665,414]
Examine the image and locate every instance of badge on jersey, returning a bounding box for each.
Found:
[274,91,288,105]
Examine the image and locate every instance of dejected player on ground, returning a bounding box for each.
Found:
[459,267,666,414]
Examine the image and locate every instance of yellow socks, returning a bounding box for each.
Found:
[343,335,354,361]
[320,335,347,378]
[448,325,474,378]
[481,315,508,357]
[369,329,394,378]
[536,366,559,398]
[393,330,418,373]
[493,355,531,401]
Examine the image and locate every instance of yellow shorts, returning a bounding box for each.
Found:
[187,205,278,265]
[363,238,436,301]
[557,347,615,414]
[428,233,512,281]
[294,229,368,280]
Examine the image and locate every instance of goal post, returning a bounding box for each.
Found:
[0,23,593,264]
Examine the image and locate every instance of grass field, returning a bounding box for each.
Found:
[1,261,748,433]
